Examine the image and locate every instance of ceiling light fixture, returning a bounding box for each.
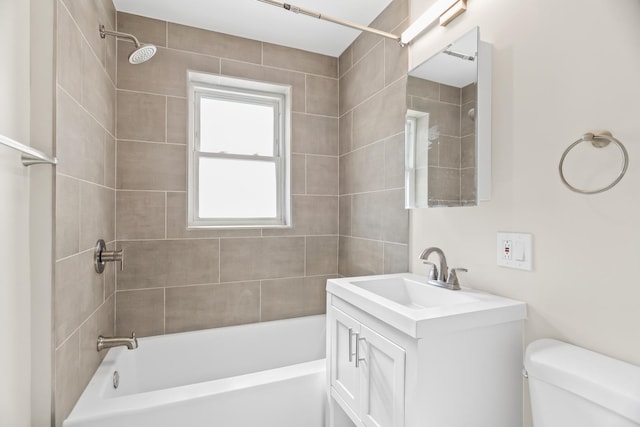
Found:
[400,0,468,45]
[439,0,467,27]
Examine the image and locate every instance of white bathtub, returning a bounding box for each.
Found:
[64,315,327,427]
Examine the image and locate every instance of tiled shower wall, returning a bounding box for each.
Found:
[407,77,477,205]
[338,0,410,276]
[54,0,117,425]
[114,13,340,336]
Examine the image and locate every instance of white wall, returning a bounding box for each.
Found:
[30,0,55,424]
[408,0,640,424]
[0,0,32,426]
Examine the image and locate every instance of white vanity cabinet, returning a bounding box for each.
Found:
[326,274,527,427]
[329,306,405,427]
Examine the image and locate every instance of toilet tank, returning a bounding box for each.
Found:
[524,339,640,427]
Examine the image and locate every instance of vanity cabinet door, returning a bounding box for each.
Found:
[329,307,361,413]
[359,325,406,427]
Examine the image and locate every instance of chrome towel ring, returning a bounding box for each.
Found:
[559,131,629,194]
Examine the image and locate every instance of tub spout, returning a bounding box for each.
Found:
[97,332,138,351]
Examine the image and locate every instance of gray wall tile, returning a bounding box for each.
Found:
[165,282,260,333]
[440,84,461,104]
[82,39,115,134]
[57,4,82,102]
[306,236,338,276]
[412,96,461,137]
[351,190,408,244]
[461,134,475,169]
[292,113,339,155]
[62,0,108,68]
[117,44,221,97]
[54,331,81,427]
[54,251,104,347]
[384,27,408,86]
[438,135,462,169]
[384,133,405,190]
[338,236,384,277]
[428,167,461,202]
[307,155,339,195]
[384,242,409,274]
[339,195,351,237]
[117,90,166,142]
[261,276,329,321]
[116,140,186,191]
[220,237,305,282]
[168,22,262,64]
[340,142,385,195]
[339,112,352,155]
[352,78,406,150]
[55,2,118,424]
[221,59,306,112]
[291,154,306,195]
[340,42,385,115]
[263,43,337,78]
[338,0,409,280]
[57,88,105,184]
[79,182,115,251]
[461,168,476,202]
[339,46,352,78]
[117,239,220,290]
[462,82,477,104]
[78,295,114,389]
[116,289,165,337]
[407,76,439,101]
[166,96,186,144]
[117,12,167,47]
[56,175,80,259]
[104,133,116,188]
[116,191,166,240]
[262,196,338,237]
[306,75,339,117]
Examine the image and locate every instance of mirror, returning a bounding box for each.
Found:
[405,27,491,208]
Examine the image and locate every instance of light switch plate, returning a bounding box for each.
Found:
[497,232,533,270]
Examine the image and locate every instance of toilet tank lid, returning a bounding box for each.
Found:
[524,339,640,424]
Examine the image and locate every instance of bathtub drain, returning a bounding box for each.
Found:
[113,371,119,389]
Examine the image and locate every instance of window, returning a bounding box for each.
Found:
[188,72,291,228]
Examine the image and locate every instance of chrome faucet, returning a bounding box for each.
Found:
[418,247,467,290]
[97,332,138,351]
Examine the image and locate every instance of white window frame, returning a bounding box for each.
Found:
[187,72,291,228]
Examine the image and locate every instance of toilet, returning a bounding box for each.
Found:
[525,339,640,426]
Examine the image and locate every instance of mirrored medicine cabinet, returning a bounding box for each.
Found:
[405,27,492,208]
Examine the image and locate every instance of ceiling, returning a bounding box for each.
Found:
[112,0,393,57]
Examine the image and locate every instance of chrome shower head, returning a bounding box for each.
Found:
[99,24,157,65]
[128,44,157,64]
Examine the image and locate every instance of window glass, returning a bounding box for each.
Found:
[199,96,275,156]
[198,157,277,219]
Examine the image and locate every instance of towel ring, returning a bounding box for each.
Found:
[559,131,629,194]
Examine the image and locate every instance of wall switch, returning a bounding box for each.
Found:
[497,232,533,270]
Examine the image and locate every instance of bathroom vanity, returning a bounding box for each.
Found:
[326,273,526,427]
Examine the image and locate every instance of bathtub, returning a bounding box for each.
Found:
[63,315,327,427]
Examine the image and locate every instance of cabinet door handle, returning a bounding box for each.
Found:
[355,335,366,368]
[348,328,355,362]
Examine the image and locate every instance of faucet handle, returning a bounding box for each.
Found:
[422,261,438,281]
[446,268,468,290]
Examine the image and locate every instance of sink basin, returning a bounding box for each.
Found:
[326,273,526,338]
[352,276,477,309]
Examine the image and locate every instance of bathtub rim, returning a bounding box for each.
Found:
[64,314,327,426]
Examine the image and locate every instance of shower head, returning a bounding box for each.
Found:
[128,44,157,65]
[99,24,157,64]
